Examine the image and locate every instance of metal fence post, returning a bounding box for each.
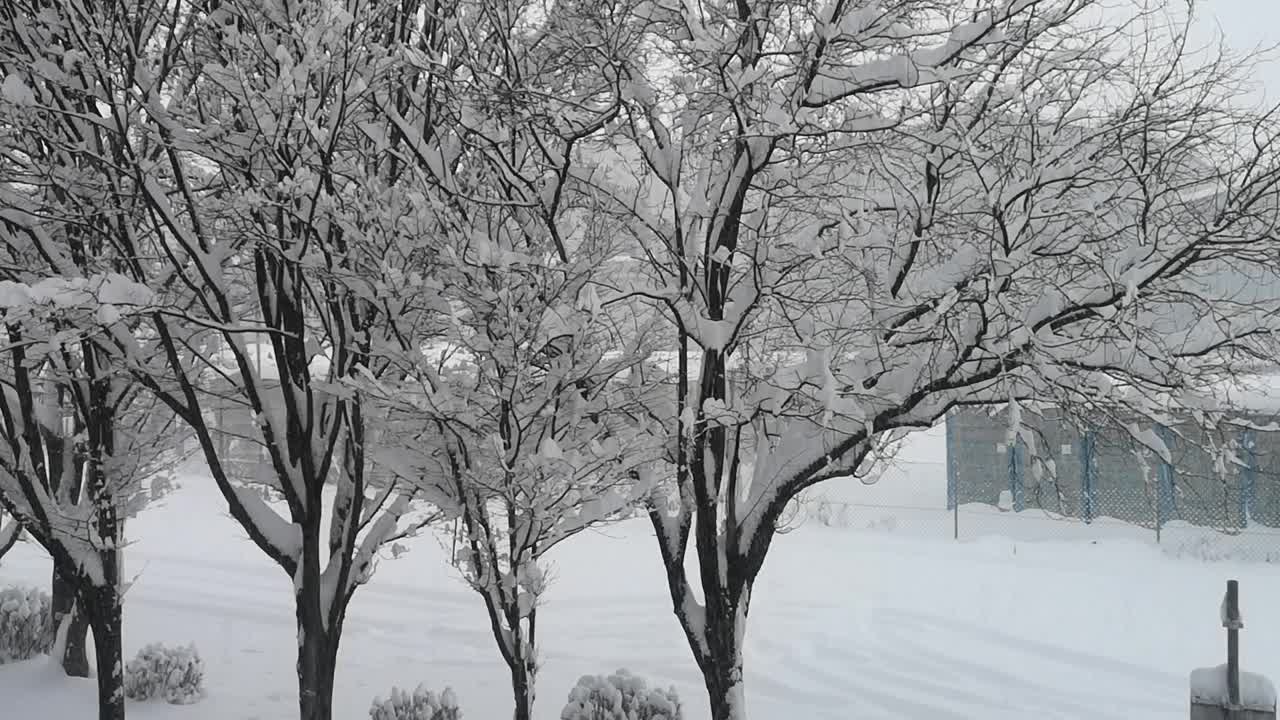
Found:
[946,411,957,512]
[946,410,959,540]
[1081,430,1096,523]
[1241,428,1258,528]
[1156,423,1177,540]
[1010,439,1025,512]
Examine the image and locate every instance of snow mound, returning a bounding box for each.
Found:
[123,642,206,704]
[1190,665,1277,710]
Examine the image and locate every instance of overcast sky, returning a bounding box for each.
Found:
[1196,0,1279,103]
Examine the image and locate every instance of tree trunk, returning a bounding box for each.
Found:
[44,407,91,676]
[509,655,535,720]
[694,594,748,720]
[701,651,746,720]
[84,584,126,720]
[52,567,91,677]
[295,594,340,720]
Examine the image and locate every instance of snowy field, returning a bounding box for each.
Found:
[3,429,1279,720]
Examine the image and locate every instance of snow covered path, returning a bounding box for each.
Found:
[2,478,1277,720]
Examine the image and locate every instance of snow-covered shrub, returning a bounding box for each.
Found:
[561,670,683,720]
[123,643,205,704]
[0,585,53,664]
[369,684,462,720]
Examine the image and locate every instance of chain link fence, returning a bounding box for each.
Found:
[795,412,1280,563]
[200,395,1280,562]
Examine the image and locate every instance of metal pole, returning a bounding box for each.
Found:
[1081,431,1096,523]
[1155,494,1161,545]
[1226,579,1241,710]
[945,410,958,541]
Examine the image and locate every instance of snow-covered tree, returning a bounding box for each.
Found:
[361,5,663,717]
[0,8,190,718]
[0,249,182,720]
[369,242,663,720]
[566,2,1280,719]
[0,2,436,719]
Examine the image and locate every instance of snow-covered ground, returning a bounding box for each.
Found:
[3,429,1279,720]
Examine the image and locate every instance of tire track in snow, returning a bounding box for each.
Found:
[874,608,1182,718]
[875,632,1139,719]
[880,607,1183,689]
[127,547,476,605]
[743,611,997,720]
[123,574,489,661]
[739,600,1178,720]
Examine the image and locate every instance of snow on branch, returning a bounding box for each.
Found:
[231,486,302,567]
[584,0,1280,578]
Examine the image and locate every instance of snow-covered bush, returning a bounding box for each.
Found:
[369,685,462,720]
[123,643,205,704]
[561,670,683,720]
[0,585,53,664]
